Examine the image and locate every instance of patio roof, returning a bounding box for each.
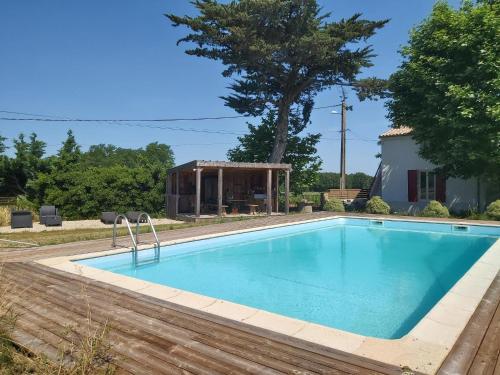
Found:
[168,160,292,173]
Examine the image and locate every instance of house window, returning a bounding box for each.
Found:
[418,171,436,201]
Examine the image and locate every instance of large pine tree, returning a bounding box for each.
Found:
[167,0,388,162]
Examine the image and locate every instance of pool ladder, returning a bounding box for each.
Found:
[112,212,160,252]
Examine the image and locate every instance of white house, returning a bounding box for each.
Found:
[377,126,490,214]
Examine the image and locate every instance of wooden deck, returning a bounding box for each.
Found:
[3,262,403,375]
[438,274,500,374]
[1,213,499,374]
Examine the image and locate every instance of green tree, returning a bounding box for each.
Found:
[347,172,373,189]
[28,166,168,219]
[82,143,174,169]
[228,112,321,192]
[168,0,388,162]
[27,133,175,218]
[53,129,81,170]
[310,171,373,191]
[0,134,6,154]
[1,133,47,195]
[387,0,500,181]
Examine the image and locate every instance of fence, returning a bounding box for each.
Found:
[0,197,17,206]
[326,189,369,200]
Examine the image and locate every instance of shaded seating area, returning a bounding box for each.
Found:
[166,160,291,220]
[39,205,62,226]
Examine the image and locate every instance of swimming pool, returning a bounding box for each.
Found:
[76,217,499,339]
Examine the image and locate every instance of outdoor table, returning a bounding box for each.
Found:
[246,204,258,215]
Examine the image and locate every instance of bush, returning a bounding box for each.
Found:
[421,200,450,218]
[27,165,167,220]
[323,198,345,212]
[486,200,500,220]
[365,196,390,215]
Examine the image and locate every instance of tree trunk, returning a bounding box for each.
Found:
[268,100,291,163]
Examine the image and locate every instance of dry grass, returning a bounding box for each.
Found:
[0,223,190,248]
[0,203,39,227]
[0,207,10,227]
[0,265,116,374]
[0,216,257,249]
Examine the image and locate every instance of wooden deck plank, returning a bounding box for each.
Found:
[10,277,308,375]
[438,273,500,375]
[5,263,361,375]
[9,291,197,375]
[18,264,347,374]
[42,263,400,374]
[4,267,276,375]
[2,262,399,375]
[16,261,398,375]
[468,301,500,375]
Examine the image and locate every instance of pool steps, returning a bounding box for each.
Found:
[112,212,160,252]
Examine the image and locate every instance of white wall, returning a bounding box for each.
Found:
[380,136,484,213]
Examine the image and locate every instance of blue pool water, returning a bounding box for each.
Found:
[77,218,499,339]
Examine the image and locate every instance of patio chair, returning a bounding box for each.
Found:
[40,205,62,226]
[126,211,147,224]
[10,210,33,229]
[100,211,122,224]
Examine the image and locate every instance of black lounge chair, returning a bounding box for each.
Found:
[126,211,147,223]
[10,210,33,229]
[101,211,122,224]
[39,205,62,226]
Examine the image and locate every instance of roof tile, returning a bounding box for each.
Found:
[379,126,413,138]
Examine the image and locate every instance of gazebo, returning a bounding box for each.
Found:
[166,160,291,220]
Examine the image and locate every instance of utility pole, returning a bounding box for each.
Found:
[339,90,347,190]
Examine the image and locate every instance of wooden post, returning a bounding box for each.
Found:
[267,169,272,216]
[285,169,290,215]
[175,172,180,217]
[275,171,280,213]
[195,168,202,218]
[217,168,223,217]
[340,95,347,190]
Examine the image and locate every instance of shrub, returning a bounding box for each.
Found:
[421,200,450,218]
[486,200,500,220]
[323,198,345,212]
[365,196,390,215]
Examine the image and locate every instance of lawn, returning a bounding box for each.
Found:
[0,217,257,249]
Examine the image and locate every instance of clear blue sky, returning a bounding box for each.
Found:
[0,0,460,175]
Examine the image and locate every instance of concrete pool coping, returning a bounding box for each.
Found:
[35,215,500,375]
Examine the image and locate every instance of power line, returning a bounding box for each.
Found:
[0,115,247,122]
[1,119,245,136]
[0,104,341,123]
[346,129,378,142]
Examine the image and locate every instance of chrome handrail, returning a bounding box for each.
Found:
[112,214,137,251]
[135,212,161,250]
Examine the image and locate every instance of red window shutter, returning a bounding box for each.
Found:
[436,174,446,203]
[408,170,418,202]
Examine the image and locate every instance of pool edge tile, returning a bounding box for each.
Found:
[242,310,307,336]
[292,323,366,353]
[167,291,217,310]
[202,300,258,322]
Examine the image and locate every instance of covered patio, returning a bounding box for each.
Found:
[166,161,291,220]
